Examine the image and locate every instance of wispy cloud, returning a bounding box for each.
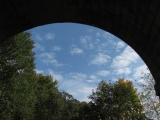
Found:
[87,75,101,83]
[96,41,124,54]
[75,86,96,102]
[89,75,97,80]
[70,45,84,55]
[44,33,55,40]
[111,46,140,68]
[34,43,45,51]
[80,35,91,44]
[56,72,96,102]
[115,67,131,75]
[33,32,55,41]
[65,86,96,102]
[51,46,62,51]
[48,69,64,81]
[46,70,98,102]
[89,53,111,65]
[111,46,140,77]
[58,72,89,91]
[34,33,43,41]
[133,65,149,79]
[96,31,114,41]
[39,52,63,67]
[97,70,110,76]
[80,35,95,49]
[68,73,87,81]
[97,42,110,53]
[103,32,112,39]
[116,41,126,49]
[96,31,113,39]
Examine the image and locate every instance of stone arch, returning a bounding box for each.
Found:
[0,0,160,96]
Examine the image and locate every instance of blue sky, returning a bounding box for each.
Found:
[29,23,149,102]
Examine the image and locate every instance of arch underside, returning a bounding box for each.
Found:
[0,0,160,95]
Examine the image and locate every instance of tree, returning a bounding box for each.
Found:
[0,32,35,81]
[78,101,95,120]
[114,79,144,119]
[60,91,80,120]
[138,70,160,119]
[35,74,63,120]
[89,79,143,120]
[0,32,37,119]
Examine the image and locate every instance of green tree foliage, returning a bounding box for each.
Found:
[88,79,143,120]
[0,32,35,81]
[34,74,62,120]
[139,70,160,119]
[78,102,94,120]
[0,32,36,119]
[60,91,80,120]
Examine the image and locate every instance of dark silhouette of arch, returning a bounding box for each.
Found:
[0,0,160,96]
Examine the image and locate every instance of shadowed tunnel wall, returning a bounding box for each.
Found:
[0,0,160,96]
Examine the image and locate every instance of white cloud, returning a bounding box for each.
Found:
[71,48,83,55]
[34,33,43,41]
[97,70,110,76]
[90,53,111,65]
[102,32,114,40]
[33,32,55,41]
[69,73,87,81]
[39,52,63,67]
[80,35,91,44]
[86,80,97,83]
[80,37,87,45]
[133,65,149,79]
[61,81,95,102]
[54,72,98,102]
[96,31,113,39]
[34,43,45,51]
[97,42,109,53]
[116,41,126,49]
[76,86,96,102]
[65,86,96,102]
[48,69,63,81]
[51,46,62,51]
[55,70,115,102]
[97,41,122,53]
[115,67,131,75]
[86,75,101,83]
[70,45,83,55]
[112,46,140,68]
[90,75,97,80]
[44,33,55,40]
[58,72,88,90]
[80,35,95,49]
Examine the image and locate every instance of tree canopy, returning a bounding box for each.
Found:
[88,79,143,120]
[138,71,160,119]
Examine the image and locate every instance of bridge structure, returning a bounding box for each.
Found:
[0,0,160,96]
